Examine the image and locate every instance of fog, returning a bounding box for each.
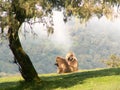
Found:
[20,11,73,52]
[1,10,120,74]
[20,11,120,55]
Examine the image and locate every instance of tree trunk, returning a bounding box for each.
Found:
[8,24,40,82]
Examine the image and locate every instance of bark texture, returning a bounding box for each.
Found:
[8,24,40,82]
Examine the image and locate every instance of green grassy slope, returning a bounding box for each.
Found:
[0,68,120,90]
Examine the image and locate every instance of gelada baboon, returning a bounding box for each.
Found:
[66,52,78,71]
[55,56,73,74]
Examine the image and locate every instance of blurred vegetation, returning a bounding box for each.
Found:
[1,0,120,36]
[102,54,120,68]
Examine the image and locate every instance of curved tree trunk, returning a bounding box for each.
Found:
[7,0,40,82]
[8,24,40,82]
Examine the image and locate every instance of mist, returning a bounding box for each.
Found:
[1,10,120,74]
[20,11,73,53]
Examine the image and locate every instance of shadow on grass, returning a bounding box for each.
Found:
[0,68,120,90]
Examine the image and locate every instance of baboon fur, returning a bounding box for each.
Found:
[55,56,73,74]
[66,52,78,71]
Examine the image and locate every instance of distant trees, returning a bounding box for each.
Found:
[102,54,120,68]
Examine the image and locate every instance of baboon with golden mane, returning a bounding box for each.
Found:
[66,52,78,71]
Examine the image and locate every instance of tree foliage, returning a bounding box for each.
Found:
[102,54,120,68]
[0,0,120,37]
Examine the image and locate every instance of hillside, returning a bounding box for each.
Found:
[1,16,120,74]
[0,68,120,90]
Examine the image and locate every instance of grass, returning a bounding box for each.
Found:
[0,68,120,90]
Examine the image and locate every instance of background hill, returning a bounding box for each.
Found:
[0,16,120,75]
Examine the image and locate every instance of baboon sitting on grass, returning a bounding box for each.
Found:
[66,52,78,71]
[55,56,73,74]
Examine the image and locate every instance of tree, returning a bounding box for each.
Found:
[0,0,120,82]
[102,54,120,68]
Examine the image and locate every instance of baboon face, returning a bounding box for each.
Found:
[68,56,74,61]
[66,52,75,61]
[55,56,71,74]
[66,52,78,71]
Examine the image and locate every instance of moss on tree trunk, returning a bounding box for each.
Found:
[8,25,40,82]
